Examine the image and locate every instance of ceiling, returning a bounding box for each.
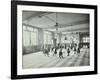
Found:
[22,11,89,34]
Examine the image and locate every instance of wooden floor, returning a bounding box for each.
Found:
[23,48,90,69]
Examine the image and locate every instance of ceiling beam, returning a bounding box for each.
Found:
[22,23,41,29]
[46,27,89,32]
[58,27,89,32]
[44,19,89,29]
[23,12,53,21]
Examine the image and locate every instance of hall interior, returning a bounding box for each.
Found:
[22,11,90,69]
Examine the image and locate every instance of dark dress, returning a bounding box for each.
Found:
[77,48,80,54]
[74,47,76,54]
[59,49,63,58]
[67,48,70,56]
[44,49,49,57]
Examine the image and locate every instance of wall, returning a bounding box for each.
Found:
[23,28,44,55]
[0,0,99,80]
[79,32,89,48]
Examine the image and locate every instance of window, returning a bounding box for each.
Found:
[27,27,34,31]
[83,37,90,43]
[56,34,60,44]
[23,30,30,46]
[44,31,52,45]
[23,25,38,46]
[31,31,38,45]
[61,35,65,44]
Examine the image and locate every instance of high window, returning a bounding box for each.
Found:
[82,37,90,43]
[44,31,52,45]
[23,25,38,46]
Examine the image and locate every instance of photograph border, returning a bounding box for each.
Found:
[11,0,98,79]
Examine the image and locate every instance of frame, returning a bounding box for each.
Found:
[11,0,98,79]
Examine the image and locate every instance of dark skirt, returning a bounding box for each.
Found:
[59,51,62,55]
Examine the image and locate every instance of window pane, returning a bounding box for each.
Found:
[34,28,38,32]
[61,35,65,44]
[44,34,47,44]
[82,37,90,43]
[57,34,59,44]
[44,31,52,45]
[23,25,38,46]
[23,30,30,46]
[31,31,38,45]
[48,35,52,44]
[27,27,34,31]
[23,25,27,30]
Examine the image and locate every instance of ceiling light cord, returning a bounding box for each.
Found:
[55,13,58,32]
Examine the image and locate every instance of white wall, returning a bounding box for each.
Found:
[0,0,99,80]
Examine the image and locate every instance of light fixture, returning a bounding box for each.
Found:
[65,36,67,40]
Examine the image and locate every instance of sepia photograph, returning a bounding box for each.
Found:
[22,11,90,69]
